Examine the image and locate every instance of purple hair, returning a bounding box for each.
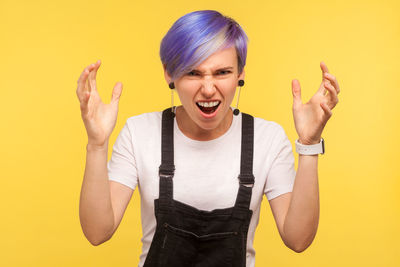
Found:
[160,10,249,81]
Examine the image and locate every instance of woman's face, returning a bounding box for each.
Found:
[164,46,245,138]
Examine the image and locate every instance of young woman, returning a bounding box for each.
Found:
[77,10,340,267]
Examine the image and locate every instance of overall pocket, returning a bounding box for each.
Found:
[160,223,239,267]
[158,223,194,267]
[164,222,238,240]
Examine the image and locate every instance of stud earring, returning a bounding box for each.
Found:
[233,80,245,116]
[169,82,176,117]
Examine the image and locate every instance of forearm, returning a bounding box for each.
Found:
[283,154,320,252]
[79,142,115,246]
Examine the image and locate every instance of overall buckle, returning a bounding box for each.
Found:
[159,172,174,179]
[159,164,175,178]
[238,174,255,188]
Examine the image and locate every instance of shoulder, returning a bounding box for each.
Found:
[251,115,287,139]
[125,110,163,130]
[116,110,163,143]
[247,114,292,156]
[249,115,294,167]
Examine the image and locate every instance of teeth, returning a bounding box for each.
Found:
[197,101,220,107]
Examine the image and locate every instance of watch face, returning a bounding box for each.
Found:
[321,138,325,154]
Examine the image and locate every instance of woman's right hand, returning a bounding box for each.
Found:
[76,60,123,148]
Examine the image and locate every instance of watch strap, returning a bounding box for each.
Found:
[295,138,325,155]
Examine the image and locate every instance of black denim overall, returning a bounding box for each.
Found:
[143,108,255,267]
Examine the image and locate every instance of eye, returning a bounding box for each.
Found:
[217,70,231,75]
[187,71,199,76]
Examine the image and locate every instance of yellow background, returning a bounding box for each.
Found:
[1,0,399,266]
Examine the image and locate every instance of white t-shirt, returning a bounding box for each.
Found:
[107,107,296,267]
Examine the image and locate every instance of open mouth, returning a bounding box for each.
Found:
[196,101,221,114]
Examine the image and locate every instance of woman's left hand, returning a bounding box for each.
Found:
[291,61,340,145]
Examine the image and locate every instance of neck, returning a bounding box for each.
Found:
[175,105,233,141]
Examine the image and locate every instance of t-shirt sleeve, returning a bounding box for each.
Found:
[264,124,296,201]
[107,120,138,190]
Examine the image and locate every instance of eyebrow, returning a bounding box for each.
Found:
[192,67,234,72]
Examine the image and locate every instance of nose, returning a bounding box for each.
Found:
[200,76,217,97]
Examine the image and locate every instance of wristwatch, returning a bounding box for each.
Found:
[295,138,325,155]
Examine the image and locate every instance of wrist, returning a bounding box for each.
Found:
[298,138,321,145]
[86,142,109,151]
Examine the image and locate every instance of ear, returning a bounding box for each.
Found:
[163,64,172,84]
[238,68,245,81]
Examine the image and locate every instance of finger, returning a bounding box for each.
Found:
[77,63,97,87]
[92,60,101,80]
[320,101,332,119]
[76,69,90,102]
[88,60,101,92]
[320,61,330,81]
[324,81,339,108]
[80,91,91,113]
[291,79,302,109]
[111,82,123,104]
[87,60,100,92]
[77,63,97,101]
[323,72,340,94]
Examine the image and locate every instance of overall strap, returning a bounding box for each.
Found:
[233,112,255,212]
[158,108,175,206]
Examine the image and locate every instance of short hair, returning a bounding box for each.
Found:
[160,10,249,81]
